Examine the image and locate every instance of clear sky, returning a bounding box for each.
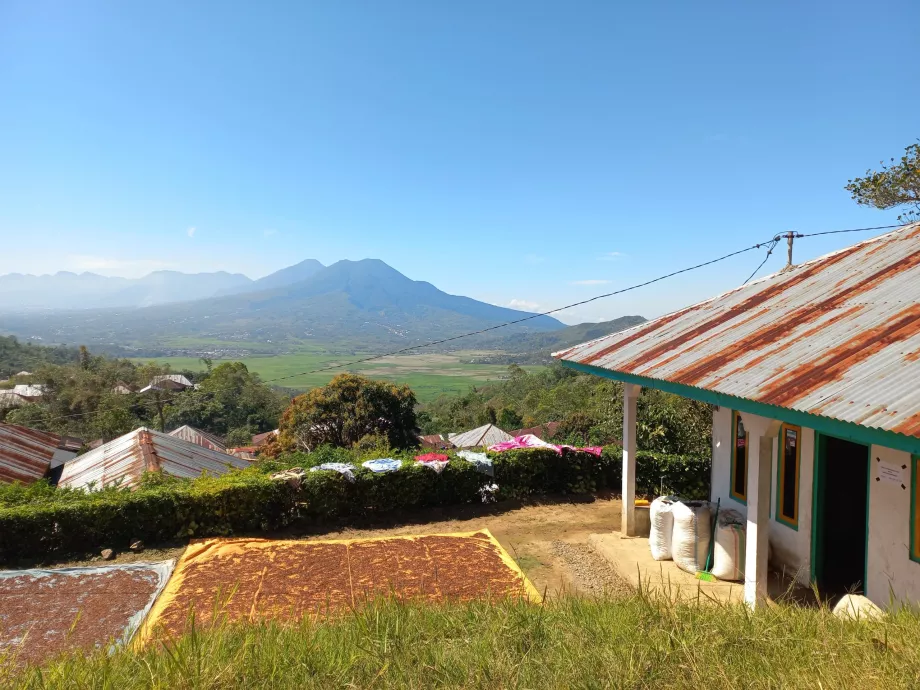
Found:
[1,1,917,324]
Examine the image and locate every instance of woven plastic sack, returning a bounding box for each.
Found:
[711,509,745,581]
[671,500,713,574]
[649,496,676,561]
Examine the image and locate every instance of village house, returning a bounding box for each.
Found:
[167,425,227,453]
[58,427,249,490]
[0,423,80,485]
[555,224,920,609]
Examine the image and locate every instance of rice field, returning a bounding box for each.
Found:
[133,349,540,401]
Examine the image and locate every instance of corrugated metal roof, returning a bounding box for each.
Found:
[167,425,227,452]
[555,223,920,439]
[251,429,278,447]
[0,424,59,484]
[58,428,250,491]
[449,424,513,448]
[510,422,561,440]
[11,384,46,398]
[0,390,26,410]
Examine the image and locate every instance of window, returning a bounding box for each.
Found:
[776,424,801,528]
[730,411,748,503]
[911,456,920,563]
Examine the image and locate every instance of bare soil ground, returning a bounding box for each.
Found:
[8,495,630,598]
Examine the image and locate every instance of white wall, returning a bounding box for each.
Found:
[710,407,813,586]
[867,445,920,605]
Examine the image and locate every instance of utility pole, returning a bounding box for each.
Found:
[785,231,803,268]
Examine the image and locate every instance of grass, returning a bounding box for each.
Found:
[5,592,920,688]
[133,349,542,402]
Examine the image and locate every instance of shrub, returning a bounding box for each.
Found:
[0,447,710,562]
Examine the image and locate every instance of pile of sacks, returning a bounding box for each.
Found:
[649,497,746,581]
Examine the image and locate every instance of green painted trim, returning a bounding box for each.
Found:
[561,360,920,456]
[729,410,747,505]
[911,456,920,564]
[775,425,800,531]
[864,443,871,594]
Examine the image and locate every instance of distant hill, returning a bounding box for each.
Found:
[0,259,566,352]
[214,259,326,295]
[0,259,333,311]
[0,335,79,378]
[468,315,647,364]
[0,270,253,310]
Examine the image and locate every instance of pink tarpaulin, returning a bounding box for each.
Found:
[488,435,603,456]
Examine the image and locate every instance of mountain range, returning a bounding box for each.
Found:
[0,258,567,351]
[0,259,328,311]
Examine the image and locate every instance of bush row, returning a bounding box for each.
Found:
[0,448,710,563]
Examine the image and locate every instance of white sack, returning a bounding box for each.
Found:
[671,500,713,574]
[711,508,745,581]
[649,496,676,561]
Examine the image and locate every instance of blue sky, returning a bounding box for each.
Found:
[0,1,917,324]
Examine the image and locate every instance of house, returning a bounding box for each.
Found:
[0,389,25,410]
[555,223,920,609]
[419,433,455,450]
[251,429,279,447]
[58,427,250,490]
[448,424,513,449]
[167,425,227,453]
[138,374,194,393]
[510,422,561,440]
[11,384,47,401]
[0,423,79,485]
[112,383,134,395]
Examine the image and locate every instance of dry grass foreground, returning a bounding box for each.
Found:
[5,590,920,689]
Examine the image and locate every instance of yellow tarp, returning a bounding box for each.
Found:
[136,529,540,647]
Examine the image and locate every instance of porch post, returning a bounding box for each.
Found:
[739,413,781,608]
[622,383,641,536]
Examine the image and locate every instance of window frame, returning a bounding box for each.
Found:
[730,411,748,504]
[775,423,801,530]
[910,455,920,563]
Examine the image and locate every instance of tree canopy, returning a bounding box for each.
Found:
[270,374,418,453]
[1,346,287,444]
[846,142,920,223]
[418,363,711,456]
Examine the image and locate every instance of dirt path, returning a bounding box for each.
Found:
[10,495,630,598]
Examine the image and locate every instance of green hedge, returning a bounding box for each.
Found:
[0,448,709,563]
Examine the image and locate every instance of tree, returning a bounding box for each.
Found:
[273,374,418,453]
[165,362,286,436]
[497,407,523,430]
[846,142,920,222]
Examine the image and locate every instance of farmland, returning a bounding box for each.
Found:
[132,348,542,402]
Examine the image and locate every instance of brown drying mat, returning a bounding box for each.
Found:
[138,530,539,642]
[0,561,174,668]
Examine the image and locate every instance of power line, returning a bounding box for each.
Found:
[742,235,782,285]
[797,223,903,238]
[18,221,911,426]
[260,236,785,384]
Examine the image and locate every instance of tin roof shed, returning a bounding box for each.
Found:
[0,424,78,484]
[58,428,249,491]
[555,223,920,454]
[167,425,227,453]
[448,424,513,449]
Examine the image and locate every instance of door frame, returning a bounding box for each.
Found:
[810,432,872,593]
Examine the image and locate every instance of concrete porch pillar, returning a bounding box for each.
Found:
[621,383,641,536]
[739,412,782,608]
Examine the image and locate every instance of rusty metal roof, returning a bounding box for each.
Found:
[167,425,227,453]
[555,223,920,439]
[0,424,59,484]
[58,428,250,490]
